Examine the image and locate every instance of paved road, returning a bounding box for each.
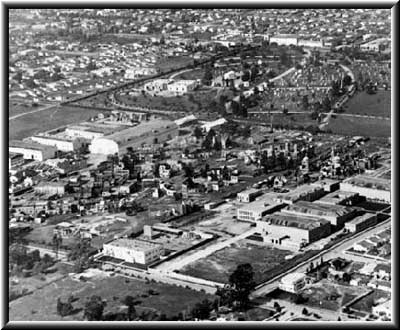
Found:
[155,227,258,272]
[333,113,390,121]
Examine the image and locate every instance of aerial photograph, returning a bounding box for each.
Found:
[7,7,392,324]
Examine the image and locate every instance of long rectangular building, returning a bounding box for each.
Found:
[256,212,331,250]
[282,200,357,227]
[345,212,377,233]
[9,140,57,161]
[340,175,391,203]
[103,238,164,265]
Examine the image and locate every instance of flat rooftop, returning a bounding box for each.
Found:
[239,200,283,213]
[276,184,323,202]
[284,200,355,218]
[315,190,358,205]
[260,212,330,230]
[105,238,162,252]
[343,175,391,192]
[346,212,376,226]
[103,118,176,143]
[9,140,56,152]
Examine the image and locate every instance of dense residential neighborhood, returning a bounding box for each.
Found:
[8,8,392,323]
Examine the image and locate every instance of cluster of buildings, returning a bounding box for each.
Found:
[143,79,199,96]
[235,172,390,250]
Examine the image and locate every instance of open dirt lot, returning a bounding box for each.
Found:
[300,279,369,311]
[179,240,293,284]
[9,105,103,140]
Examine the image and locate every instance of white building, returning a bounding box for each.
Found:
[279,272,306,293]
[340,175,391,203]
[102,238,164,265]
[237,188,263,203]
[9,140,57,161]
[29,135,84,152]
[372,299,391,319]
[270,34,298,46]
[167,80,198,95]
[237,201,283,222]
[344,213,377,233]
[201,118,227,133]
[125,67,157,79]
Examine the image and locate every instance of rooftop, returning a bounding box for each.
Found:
[105,238,162,252]
[343,174,391,191]
[346,212,376,226]
[280,272,306,284]
[260,212,330,230]
[283,200,355,218]
[9,140,56,152]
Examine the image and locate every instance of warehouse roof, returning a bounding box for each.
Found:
[284,200,355,218]
[260,212,330,230]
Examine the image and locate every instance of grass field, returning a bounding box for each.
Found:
[343,90,391,117]
[349,289,390,313]
[173,69,204,80]
[179,241,293,284]
[9,105,104,140]
[324,115,391,138]
[9,274,215,321]
[9,101,50,117]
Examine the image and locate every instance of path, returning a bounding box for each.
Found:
[155,228,258,272]
[169,68,194,79]
[9,103,58,121]
[319,63,355,130]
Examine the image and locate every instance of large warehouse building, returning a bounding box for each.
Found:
[340,175,391,203]
[256,212,331,250]
[282,200,357,227]
[9,140,57,161]
[102,238,164,265]
[89,119,178,155]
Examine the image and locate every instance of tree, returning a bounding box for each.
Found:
[342,272,351,283]
[68,239,91,273]
[57,297,73,317]
[123,295,137,321]
[193,126,203,140]
[52,233,62,259]
[343,75,352,86]
[302,307,308,315]
[84,295,105,321]
[229,263,256,310]
[202,65,213,85]
[302,95,309,111]
[273,301,281,312]
[191,299,213,320]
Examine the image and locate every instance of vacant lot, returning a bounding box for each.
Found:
[179,241,293,284]
[249,112,318,131]
[349,289,390,314]
[9,105,103,140]
[155,56,194,73]
[344,90,391,117]
[325,115,391,137]
[9,274,215,321]
[173,69,204,81]
[9,101,51,117]
[300,280,368,311]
